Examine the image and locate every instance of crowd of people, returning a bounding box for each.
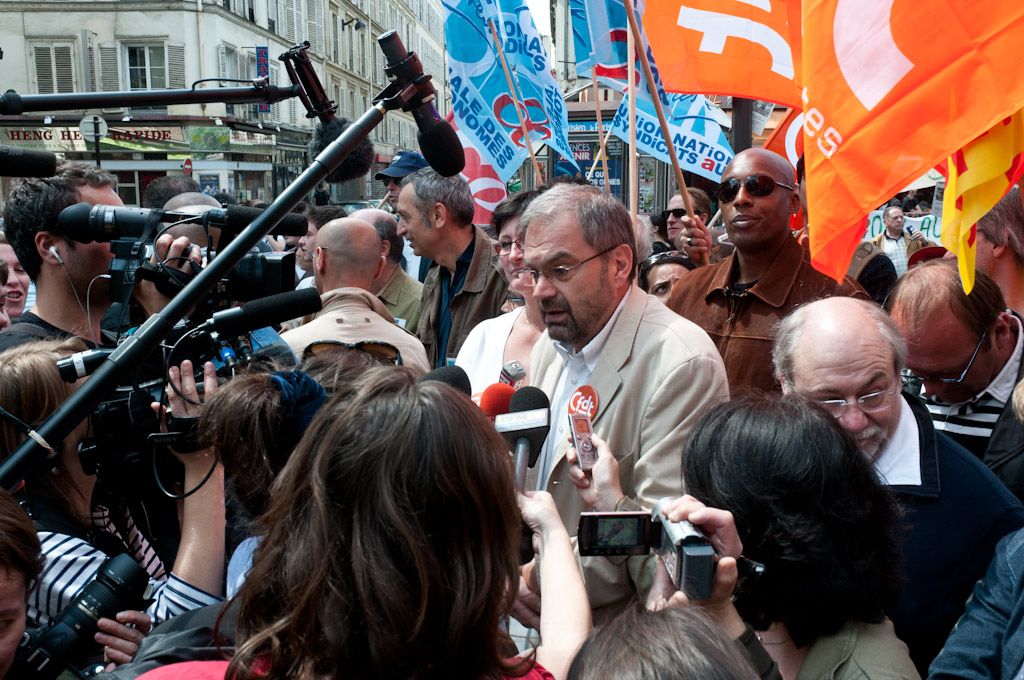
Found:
[0,145,1021,680]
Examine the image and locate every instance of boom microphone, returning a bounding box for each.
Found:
[220,206,308,237]
[196,288,322,337]
[378,31,465,177]
[0,145,58,178]
[308,116,377,184]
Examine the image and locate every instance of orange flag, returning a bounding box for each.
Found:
[762,107,804,170]
[643,0,802,107]
[941,110,1024,294]
[802,0,1024,282]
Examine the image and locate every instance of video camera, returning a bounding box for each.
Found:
[11,554,152,680]
[577,498,717,601]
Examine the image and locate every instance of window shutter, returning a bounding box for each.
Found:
[167,43,186,89]
[237,50,249,81]
[53,46,74,93]
[218,45,228,79]
[99,43,120,91]
[232,0,244,15]
[270,64,280,121]
[284,0,297,42]
[306,0,324,55]
[33,46,54,94]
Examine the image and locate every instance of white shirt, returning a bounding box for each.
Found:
[455,307,523,396]
[535,289,631,491]
[874,396,923,487]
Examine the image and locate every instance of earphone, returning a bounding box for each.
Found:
[48,245,63,265]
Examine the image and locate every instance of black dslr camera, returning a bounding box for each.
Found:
[577,498,716,601]
[12,554,152,679]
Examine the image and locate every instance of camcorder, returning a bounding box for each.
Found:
[11,554,152,679]
[577,498,716,601]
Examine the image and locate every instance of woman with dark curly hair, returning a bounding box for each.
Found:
[568,394,918,680]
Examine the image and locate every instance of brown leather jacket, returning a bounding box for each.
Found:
[668,235,869,394]
[417,225,508,368]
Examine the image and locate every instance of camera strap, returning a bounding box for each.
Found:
[20,495,133,558]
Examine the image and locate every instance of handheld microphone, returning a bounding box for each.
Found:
[308,117,377,184]
[0,145,57,178]
[418,365,472,397]
[499,360,526,390]
[56,348,115,382]
[378,31,465,177]
[479,382,515,418]
[494,386,550,492]
[195,288,322,337]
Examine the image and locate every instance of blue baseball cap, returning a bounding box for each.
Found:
[374,151,429,181]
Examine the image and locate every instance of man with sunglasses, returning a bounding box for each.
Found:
[279,217,430,376]
[887,260,1024,502]
[773,296,1024,675]
[667,148,867,394]
[516,183,728,620]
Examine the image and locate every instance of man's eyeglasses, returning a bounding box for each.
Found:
[814,385,898,418]
[382,177,401,189]
[521,245,618,287]
[494,237,524,256]
[905,329,988,384]
[718,174,795,204]
[302,340,403,365]
[661,208,687,221]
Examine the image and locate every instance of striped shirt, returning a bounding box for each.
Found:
[28,505,221,628]
[924,314,1024,458]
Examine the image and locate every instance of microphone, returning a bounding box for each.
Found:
[0,145,57,178]
[499,360,526,390]
[378,31,465,177]
[56,348,115,382]
[57,203,309,243]
[195,288,322,337]
[308,117,377,184]
[494,386,550,492]
[479,382,515,418]
[418,365,472,397]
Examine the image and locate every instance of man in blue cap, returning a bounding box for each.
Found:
[375,151,430,280]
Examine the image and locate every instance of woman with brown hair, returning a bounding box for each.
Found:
[139,366,591,680]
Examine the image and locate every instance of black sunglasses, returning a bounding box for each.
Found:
[718,174,795,204]
[661,208,687,221]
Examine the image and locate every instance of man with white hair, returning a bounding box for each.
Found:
[773,296,1024,674]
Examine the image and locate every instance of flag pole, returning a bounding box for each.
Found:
[587,127,614,182]
[624,0,707,265]
[488,19,545,189]
[591,78,611,194]
[626,4,638,230]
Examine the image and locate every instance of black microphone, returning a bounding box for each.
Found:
[221,206,308,237]
[494,386,550,492]
[56,348,115,382]
[308,117,377,184]
[0,145,57,178]
[196,288,322,337]
[418,365,472,397]
[378,31,465,177]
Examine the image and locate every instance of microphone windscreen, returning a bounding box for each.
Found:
[0,145,57,178]
[220,288,322,336]
[418,121,465,177]
[419,365,471,397]
[509,386,550,414]
[309,117,376,184]
[223,206,308,236]
[479,382,515,417]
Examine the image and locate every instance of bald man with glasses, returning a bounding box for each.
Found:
[773,295,1024,675]
[667,148,867,394]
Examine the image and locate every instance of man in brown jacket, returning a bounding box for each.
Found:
[668,148,867,394]
[397,168,506,368]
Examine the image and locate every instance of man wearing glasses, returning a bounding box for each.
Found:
[887,260,1024,502]
[667,148,867,394]
[870,205,935,277]
[516,183,728,619]
[773,296,1024,675]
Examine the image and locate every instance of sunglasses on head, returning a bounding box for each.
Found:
[661,208,687,221]
[718,174,795,204]
[302,340,403,365]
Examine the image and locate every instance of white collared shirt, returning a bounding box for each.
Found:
[535,288,632,491]
[874,396,922,487]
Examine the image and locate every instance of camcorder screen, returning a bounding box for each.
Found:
[578,511,653,556]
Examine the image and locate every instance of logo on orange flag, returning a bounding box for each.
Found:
[802,0,1024,282]
[643,0,802,107]
[941,110,1024,294]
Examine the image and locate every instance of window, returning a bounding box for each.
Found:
[31,42,75,94]
[268,0,279,33]
[127,45,167,90]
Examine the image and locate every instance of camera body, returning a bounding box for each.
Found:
[11,554,152,680]
[577,498,716,600]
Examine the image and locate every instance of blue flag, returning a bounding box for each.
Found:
[611,93,734,182]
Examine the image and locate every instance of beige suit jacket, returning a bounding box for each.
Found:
[530,286,729,614]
